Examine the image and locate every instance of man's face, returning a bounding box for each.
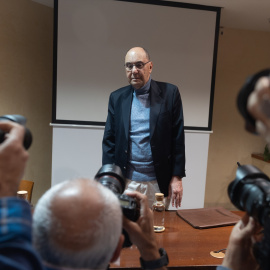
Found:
[125,48,153,89]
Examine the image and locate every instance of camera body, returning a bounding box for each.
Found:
[0,115,32,149]
[228,164,270,226]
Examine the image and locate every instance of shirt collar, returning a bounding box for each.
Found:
[133,77,151,95]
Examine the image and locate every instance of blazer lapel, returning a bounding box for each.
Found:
[150,80,162,140]
[122,86,133,140]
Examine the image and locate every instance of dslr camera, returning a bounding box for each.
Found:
[0,115,32,149]
[228,163,270,226]
[95,164,139,222]
[228,164,270,269]
[95,164,140,247]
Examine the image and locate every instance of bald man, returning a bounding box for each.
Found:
[102,47,186,208]
[33,178,123,269]
[32,178,168,270]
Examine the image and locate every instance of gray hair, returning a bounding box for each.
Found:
[33,179,122,269]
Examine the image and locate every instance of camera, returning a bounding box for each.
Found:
[228,163,270,226]
[95,164,140,247]
[95,164,139,222]
[0,115,32,150]
[228,163,270,269]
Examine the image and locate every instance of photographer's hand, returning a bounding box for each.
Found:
[123,191,167,270]
[0,121,28,197]
[248,76,270,144]
[221,214,260,270]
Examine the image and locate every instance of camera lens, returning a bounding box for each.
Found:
[228,164,270,226]
[94,164,126,195]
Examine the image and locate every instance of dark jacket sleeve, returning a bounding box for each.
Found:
[102,93,116,165]
[172,86,185,178]
[0,198,45,270]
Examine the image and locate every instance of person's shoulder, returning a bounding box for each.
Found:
[152,80,179,95]
[111,85,131,96]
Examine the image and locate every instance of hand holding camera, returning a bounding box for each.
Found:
[0,115,32,149]
[122,191,162,262]
[0,119,29,197]
[222,214,260,270]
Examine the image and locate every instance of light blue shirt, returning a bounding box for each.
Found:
[126,78,156,181]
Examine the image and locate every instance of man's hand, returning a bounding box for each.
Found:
[123,191,161,262]
[168,176,183,208]
[248,76,270,144]
[0,121,28,197]
[222,214,260,270]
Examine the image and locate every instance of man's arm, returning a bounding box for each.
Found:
[169,87,185,208]
[0,121,44,270]
[123,191,168,270]
[102,93,116,165]
[0,122,28,196]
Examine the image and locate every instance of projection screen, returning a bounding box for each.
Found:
[53,0,221,130]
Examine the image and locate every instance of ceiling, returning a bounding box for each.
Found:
[33,0,270,32]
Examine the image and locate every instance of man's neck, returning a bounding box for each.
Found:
[134,77,151,92]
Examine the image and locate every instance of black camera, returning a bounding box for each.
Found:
[95,164,140,247]
[228,163,270,269]
[228,163,270,226]
[0,115,32,150]
[95,164,139,222]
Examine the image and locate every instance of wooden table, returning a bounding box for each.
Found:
[111,210,243,270]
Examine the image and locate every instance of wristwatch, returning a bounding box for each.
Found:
[140,248,169,269]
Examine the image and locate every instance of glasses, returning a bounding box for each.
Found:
[124,61,151,71]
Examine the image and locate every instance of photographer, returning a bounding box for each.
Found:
[0,119,167,270]
[0,121,44,269]
[32,179,167,270]
[218,69,270,270]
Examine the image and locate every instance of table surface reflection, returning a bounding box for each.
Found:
[110,210,243,270]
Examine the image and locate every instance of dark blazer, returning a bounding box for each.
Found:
[102,79,186,197]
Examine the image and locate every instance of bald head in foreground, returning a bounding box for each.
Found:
[33,178,124,269]
[33,177,168,270]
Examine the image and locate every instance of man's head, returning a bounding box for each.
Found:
[125,47,153,89]
[33,178,124,269]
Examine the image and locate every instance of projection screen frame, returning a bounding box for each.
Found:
[52,0,221,131]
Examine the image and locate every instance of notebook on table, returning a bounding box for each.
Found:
[176,207,241,229]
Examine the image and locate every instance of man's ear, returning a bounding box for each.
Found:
[110,234,125,263]
[149,61,153,73]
